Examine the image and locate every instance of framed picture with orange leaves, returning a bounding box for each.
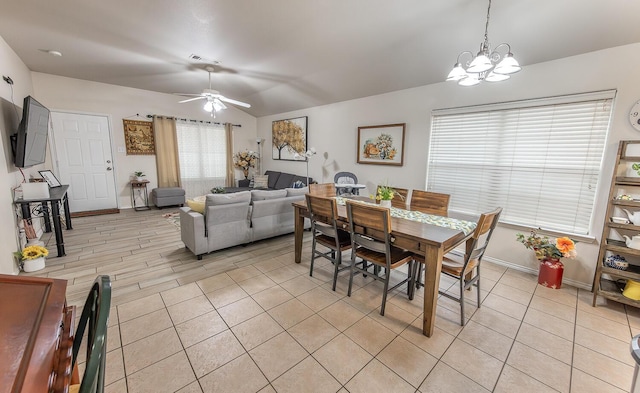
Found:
[357,123,405,166]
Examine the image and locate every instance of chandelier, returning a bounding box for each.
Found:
[446,0,521,86]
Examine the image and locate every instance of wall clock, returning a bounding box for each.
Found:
[631,100,640,131]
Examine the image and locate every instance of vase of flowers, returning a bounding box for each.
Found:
[373,185,396,208]
[516,230,577,289]
[233,150,258,179]
[15,245,49,272]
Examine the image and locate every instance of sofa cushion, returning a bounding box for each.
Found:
[265,171,281,189]
[251,189,287,201]
[275,173,295,189]
[285,187,308,197]
[205,191,251,207]
[253,175,269,188]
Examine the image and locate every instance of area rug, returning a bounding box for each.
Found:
[162,212,180,228]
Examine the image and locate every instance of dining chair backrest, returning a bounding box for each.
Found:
[410,190,450,216]
[309,183,336,197]
[72,275,112,393]
[346,200,392,254]
[464,207,502,270]
[376,185,409,209]
[305,194,339,233]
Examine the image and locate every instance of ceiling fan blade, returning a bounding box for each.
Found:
[179,96,206,103]
[218,96,251,108]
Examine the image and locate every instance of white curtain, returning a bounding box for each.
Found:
[176,121,227,198]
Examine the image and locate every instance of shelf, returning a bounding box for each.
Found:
[597,278,640,308]
[614,177,640,186]
[608,222,640,231]
[601,265,640,281]
[604,239,640,257]
[610,199,640,208]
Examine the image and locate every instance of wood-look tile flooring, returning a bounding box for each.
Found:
[25,208,638,392]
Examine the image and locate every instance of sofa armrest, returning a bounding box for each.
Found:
[179,207,208,258]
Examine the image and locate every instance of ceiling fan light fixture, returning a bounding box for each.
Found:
[203,100,213,112]
[213,99,226,112]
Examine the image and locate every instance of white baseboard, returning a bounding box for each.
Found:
[483,256,591,291]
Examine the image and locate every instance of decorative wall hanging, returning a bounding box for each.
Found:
[272,116,307,161]
[123,119,155,155]
[357,123,405,166]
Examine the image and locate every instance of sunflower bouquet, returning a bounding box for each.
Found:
[15,245,49,261]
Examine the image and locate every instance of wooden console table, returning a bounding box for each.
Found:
[0,275,75,393]
[14,185,73,257]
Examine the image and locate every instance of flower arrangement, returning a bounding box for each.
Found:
[375,185,396,201]
[233,150,258,178]
[14,245,49,261]
[516,229,577,260]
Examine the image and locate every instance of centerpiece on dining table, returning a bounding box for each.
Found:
[371,184,399,208]
[516,229,577,289]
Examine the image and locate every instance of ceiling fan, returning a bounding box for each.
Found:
[175,65,250,115]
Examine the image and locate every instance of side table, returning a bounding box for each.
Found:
[130,180,150,211]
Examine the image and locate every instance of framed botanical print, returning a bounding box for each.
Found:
[272,116,307,161]
[357,123,405,166]
[123,119,155,155]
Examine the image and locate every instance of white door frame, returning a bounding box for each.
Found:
[49,109,120,209]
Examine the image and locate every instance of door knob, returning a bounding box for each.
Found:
[106,167,112,171]
[106,160,112,163]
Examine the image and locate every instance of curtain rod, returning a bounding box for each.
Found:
[147,114,241,127]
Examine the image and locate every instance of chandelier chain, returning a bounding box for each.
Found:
[482,0,492,51]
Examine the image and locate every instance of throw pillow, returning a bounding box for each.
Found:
[292,180,305,188]
[253,175,269,188]
[249,175,255,188]
[186,199,206,214]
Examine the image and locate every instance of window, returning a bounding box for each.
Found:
[176,121,227,197]
[427,91,615,236]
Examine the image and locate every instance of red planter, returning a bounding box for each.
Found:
[538,258,564,289]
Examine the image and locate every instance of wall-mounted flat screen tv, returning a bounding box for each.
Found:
[10,96,50,168]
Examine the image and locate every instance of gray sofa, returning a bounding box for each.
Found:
[180,187,310,259]
[223,170,312,193]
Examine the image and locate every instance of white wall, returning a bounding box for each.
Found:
[31,73,258,208]
[0,35,36,274]
[257,43,640,288]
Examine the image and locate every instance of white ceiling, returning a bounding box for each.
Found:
[1,0,639,117]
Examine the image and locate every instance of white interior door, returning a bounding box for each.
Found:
[50,112,117,213]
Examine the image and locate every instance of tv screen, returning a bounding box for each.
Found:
[11,96,50,168]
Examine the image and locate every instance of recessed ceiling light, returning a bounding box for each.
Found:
[38,49,63,57]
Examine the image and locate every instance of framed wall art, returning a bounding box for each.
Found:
[123,119,155,155]
[357,123,405,166]
[272,116,307,161]
[39,170,61,187]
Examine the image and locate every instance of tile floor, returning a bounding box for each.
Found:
[28,209,639,392]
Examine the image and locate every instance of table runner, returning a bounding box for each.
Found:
[335,197,477,235]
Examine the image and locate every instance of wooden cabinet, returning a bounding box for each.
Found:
[593,140,640,307]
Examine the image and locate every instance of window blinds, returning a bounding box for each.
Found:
[427,91,615,235]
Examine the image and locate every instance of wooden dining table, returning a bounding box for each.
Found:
[292,197,477,337]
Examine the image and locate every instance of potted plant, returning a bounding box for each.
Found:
[14,245,49,272]
[373,185,396,208]
[516,229,576,289]
[134,171,145,181]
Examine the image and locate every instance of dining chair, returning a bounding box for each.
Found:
[305,194,352,291]
[413,207,502,325]
[410,190,450,216]
[376,185,409,209]
[70,275,112,393]
[345,200,415,315]
[334,172,359,195]
[309,183,336,197]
